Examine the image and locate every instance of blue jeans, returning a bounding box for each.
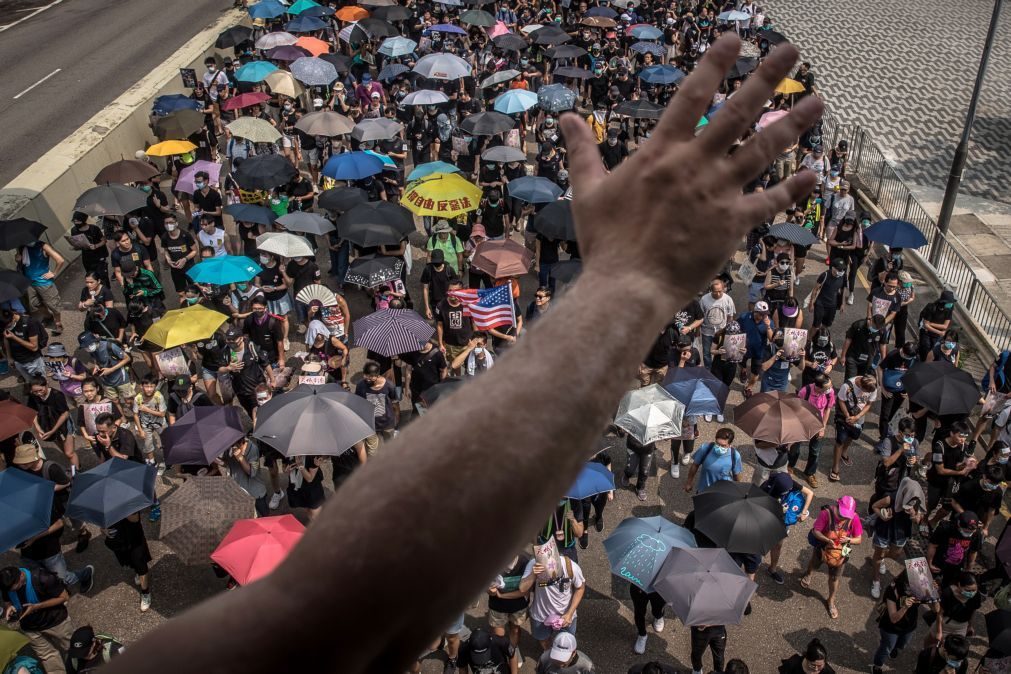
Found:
[538,262,556,292]
[40,552,82,588]
[329,240,349,287]
[701,333,715,369]
[873,628,913,666]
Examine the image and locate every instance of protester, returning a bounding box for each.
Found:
[778,638,835,674]
[66,625,124,673]
[1,566,74,674]
[799,496,863,619]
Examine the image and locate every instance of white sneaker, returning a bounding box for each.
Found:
[681,452,692,465]
[671,465,680,479]
[703,414,713,422]
[156,463,166,477]
[634,635,647,654]
[652,616,665,633]
[515,647,522,668]
[134,574,141,587]
[716,414,725,423]
[269,491,283,510]
[879,561,887,576]
[140,593,152,612]
[283,338,290,351]
[847,295,854,305]
[870,580,881,599]
[794,276,801,286]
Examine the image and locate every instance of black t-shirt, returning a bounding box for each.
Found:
[161,231,196,266]
[599,139,628,169]
[230,344,271,396]
[844,319,885,361]
[436,299,474,346]
[928,520,981,570]
[354,379,398,431]
[937,583,983,625]
[488,553,531,614]
[28,389,70,433]
[19,461,71,561]
[242,315,284,363]
[257,265,287,302]
[927,438,966,488]
[915,648,968,674]
[869,288,901,318]
[197,334,228,370]
[80,285,115,307]
[168,390,213,420]
[86,308,127,340]
[880,349,917,372]
[481,202,507,238]
[402,347,448,397]
[952,477,1003,517]
[285,260,322,296]
[191,188,224,225]
[457,633,515,672]
[420,263,457,307]
[672,300,704,336]
[643,328,674,369]
[536,233,560,264]
[6,315,42,362]
[814,270,847,307]
[879,583,919,634]
[72,223,108,268]
[109,244,149,271]
[9,568,67,632]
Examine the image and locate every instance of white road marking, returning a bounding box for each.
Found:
[13,68,61,99]
[0,0,66,33]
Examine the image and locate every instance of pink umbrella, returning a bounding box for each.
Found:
[757,109,789,130]
[176,160,223,195]
[487,21,510,38]
[210,514,304,585]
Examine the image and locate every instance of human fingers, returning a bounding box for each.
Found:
[725,95,823,183]
[701,43,801,153]
[737,170,817,231]
[558,113,606,195]
[652,33,741,145]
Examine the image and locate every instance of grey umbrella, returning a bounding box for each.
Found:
[275,211,335,235]
[289,57,339,86]
[66,458,156,528]
[460,111,515,136]
[481,145,527,163]
[613,385,684,445]
[480,69,519,88]
[295,110,355,137]
[160,477,254,565]
[352,118,404,142]
[537,83,577,112]
[74,184,149,217]
[653,548,757,626]
[252,384,376,457]
[413,52,472,80]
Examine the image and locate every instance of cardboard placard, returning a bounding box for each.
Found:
[180,68,197,89]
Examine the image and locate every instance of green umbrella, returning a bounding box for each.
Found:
[0,625,29,667]
[227,117,282,144]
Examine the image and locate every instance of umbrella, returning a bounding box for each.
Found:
[480,69,520,89]
[986,609,1011,656]
[256,232,314,259]
[775,78,805,95]
[177,159,222,195]
[604,516,696,592]
[579,16,615,28]
[143,305,228,349]
[145,139,198,157]
[378,63,411,81]
[372,5,410,21]
[337,23,370,45]
[507,175,562,203]
[768,222,818,246]
[407,161,462,182]
[322,151,386,180]
[653,547,758,626]
[0,468,53,552]
[160,476,254,565]
[288,0,320,14]
[732,391,824,445]
[353,308,435,356]
[290,56,339,86]
[904,361,980,415]
[294,36,331,56]
[352,118,404,142]
[273,211,333,236]
[186,255,262,285]
[460,8,495,26]
[234,154,299,190]
[235,60,279,83]
[726,56,759,79]
[286,15,327,32]
[426,23,467,35]
[614,99,665,119]
[760,30,788,46]
[0,400,35,441]
[248,0,287,19]
[264,70,305,98]
[221,91,273,111]
[614,385,685,445]
[757,109,790,130]
[337,202,414,246]
[345,255,405,288]
[336,5,370,20]
[481,145,527,163]
[402,89,450,106]
[549,259,582,283]
[638,64,686,85]
[471,239,533,277]
[401,172,482,218]
[224,203,277,226]
[295,110,355,137]
[494,89,539,114]
[255,31,298,49]
[718,9,751,21]
[94,159,160,184]
[630,41,665,58]
[553,66,593,80]
[584,6,618,17]
[662,367,730,417]
[211,515,305,586]
[419,378,463,406]
[216,25,253,48]
[864,219,929,249]
[0,270,30,305]
[628,24,663,40]
[359,17,399,37]
[413,52,473,79]
[548,44,589,59]
[537,83,577,112]
[74,184,148,217]
[153,109,205,139]
[0,218,46,250]
[692,480,787,555]
[151,94,201,116]
[530,25,571,45]
[318,186,368,212]
[0,626,29,670]
[66,458,156,528]
[162,406,248,466]
[492,33,529,51]
[566,462,615,499]
[530,200,575,241]
[228,117,283,144]
[266,44,311,62]
[379,36,417,57]
[252,384,375,456]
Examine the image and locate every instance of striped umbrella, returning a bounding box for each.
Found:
[353,308,435,357]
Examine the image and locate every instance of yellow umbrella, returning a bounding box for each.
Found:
[401,173,482,218]
[775,78,805,95]
[146,140,198,157]
[0,625,29,668]
[264,70,305,99]
[143,305,229,349]
[227,117,282,143]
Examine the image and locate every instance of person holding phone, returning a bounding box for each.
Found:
[872,570,932,674]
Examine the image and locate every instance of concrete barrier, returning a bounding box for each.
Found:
[0,9,246,265]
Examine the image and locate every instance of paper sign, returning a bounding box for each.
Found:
[83,402,113,436]
[723,333,746,363]
[735,259,757,285]
[533,538,562,581]
[782,328,808,361]
[155,348,190,377]
[904,557,939,603]
[872,296,893,317]
[299,374,326,386]
[180,68,197,89]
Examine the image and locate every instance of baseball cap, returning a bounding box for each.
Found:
[12,444,39,466]
[371,91,381,99]
[550,632,577,662]
[762,471,794,499]
[313,97,324,109]
[898,271,913,283]
[754,300,770,313]
[78,332,99,349]
[837,495,857,519]
[429,249,445,264]
[831,257,848,271]
[224,326,242,341]
[957,510,979,529]
[469,629,493,665]
[68,626,96,659]
[172,376,193,392]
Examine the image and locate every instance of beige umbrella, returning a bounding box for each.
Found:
[227,117,282,143]
[160,476,254,565]
[264,70,305,99]
[256,232,314,258]
[295,110,355,137]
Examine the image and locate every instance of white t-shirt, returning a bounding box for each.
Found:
[198,228,228,257]
[523,557,585,623]
[700,292,737,337]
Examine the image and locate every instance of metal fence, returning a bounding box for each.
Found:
[820,115,1011,355]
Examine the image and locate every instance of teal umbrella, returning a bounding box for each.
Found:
[235,61,279,83]
[288,0,320,13]
[604,516,696,592]
[407,161,461,182]
[186,256,263,285]
[364,150,397,167]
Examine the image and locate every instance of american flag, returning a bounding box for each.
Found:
[448,284,516,331]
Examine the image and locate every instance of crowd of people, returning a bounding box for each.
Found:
[2,0,1011,673]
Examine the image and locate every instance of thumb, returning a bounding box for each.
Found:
[559,113,606,195]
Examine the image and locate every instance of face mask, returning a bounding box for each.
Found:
[982,480,998,492]
[778,263,790,271]
[869,327,878,334]
[139,185,152,193]
[943,341,956,350]
[831,268,844,277]
[237,283,248,292]
[207,66,216,72]
[87,343,99,353]
[165,223,177,232]
[185,297,199,306]
[283,104,292,111]
[488,200,499,207]
[944,302,955,309]
[903,282,913,288]
[816,337,829,347]
[195,181,206,190]
[999,456,1009,465]
[891,253,902,261]
[473,347,485,355]
[713,445,729,456]
[959,528,974,538]
[256,395,270,405]
[946,660,964,669]
[607,138,618,146]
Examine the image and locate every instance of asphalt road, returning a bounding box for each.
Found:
[0,0,234,186]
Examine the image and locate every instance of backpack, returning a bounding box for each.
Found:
[41,460,71,514]
[873,442,909,497]
[996,582,1011,610]
[698,442,741,472]
[781,490,806,526]
[983,350,1011,392]
[31,318,49,350]
[3,656,44,674]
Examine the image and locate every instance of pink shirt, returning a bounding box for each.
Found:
[813,507,863,538]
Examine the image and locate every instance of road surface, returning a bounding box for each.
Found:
[0,0,234,186]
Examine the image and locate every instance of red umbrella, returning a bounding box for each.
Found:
[221,92,272,111]
[470,239,533,278]
[210,514,304,585]
[0,400,36,441]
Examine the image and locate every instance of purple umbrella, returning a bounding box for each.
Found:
[177,161,223,195]
[353,308,435,357]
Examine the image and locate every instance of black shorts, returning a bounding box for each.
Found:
[262,445,284,468]
[793,244,810,259]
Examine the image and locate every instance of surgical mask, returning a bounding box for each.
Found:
[999,455,1010,465]
[473,347,485,355]
[869,327,879,334]
[607,137,618,146]
[713,445,729,456]
[488,200,499,207]
[943,341,956,350]
[87,343,99,353]
[259,255,271,264]
[195,181,206,190]
[816,337,829,347]
[778,263,790,271]
[903,436,916,445]
[944,302,955,309]
[903,282,913,288]
[185,297,199,306]
[139,185,152,193]
[959,528,974,538]
[283,103,292,111]
[831,268,844,277]
[237,283,248,292]
[256,395,270,405]
[165,222,177,232]
[982,480,998,492]
[946,660,963,669]
[207,65,217,72]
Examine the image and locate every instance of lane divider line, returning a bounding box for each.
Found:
[13,68,61,100]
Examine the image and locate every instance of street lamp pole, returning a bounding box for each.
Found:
[932,0,1004,265]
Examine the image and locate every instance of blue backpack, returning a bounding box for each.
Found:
[781,490,806,526]
[982,350,1011,392]
[3,656,44,674]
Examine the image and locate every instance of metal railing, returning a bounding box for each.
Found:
[820,114,1011,355]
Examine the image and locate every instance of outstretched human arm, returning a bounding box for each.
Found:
[107,35,821,674]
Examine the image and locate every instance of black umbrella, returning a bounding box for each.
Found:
[553,66,593,80]
[224,203,277,226]
[768,222,818,246]
[94,159,160,185]
[986,609,1011,656]
[653,548,757,626]
[0,219,46,250]
[252,384,375,457]
[337,201,415,246]
[74,184,148,217]
[492,33,529,51]
[276,211,335,235]
[614,99,665,119]
[319,53,352,74]
[234,155,299,190]
[318,186,369,212]
[345,255,404,287]
[459,111,515,136]
[904,361,981,415]
[153,109,206,140]
[530,25,572,45]
[549,259,582,283]
[726,56,758,79]
[359,17,399,37]
[371,5,411,20]
[419,378,464,406]
[531,200,576,241]
[161,406,248,466]
[547,45,587,59]
[0,270,31,303]
[66,458,156,528]
[691,481,787,555]
[216,25,253,48]
[758,30,788,46]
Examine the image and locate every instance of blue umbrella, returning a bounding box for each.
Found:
[494,89,539,114]
[407,161,462,182]
[662,366,730,416]
[507,176,563,203]
[224,203,277,226]
[630,25,663,40]
[152,94,202,116]
[537,83,577,113]
[863,218,928,249]
[585,6,617,17]
[364,150,397,167]
[604,516,696,591]
[0,469,53,552]
[66,459,156,528]
[186,255,263,285]
[425,23,468,35]
[566,462,614,499]
[286,15,327,32]
[638,64,686,85]
[379,36,418,58]
[322,151,386,180]
[631,41,666,57]
[378,63,411,81]
[248,0,287,19]
[235,60,279,83]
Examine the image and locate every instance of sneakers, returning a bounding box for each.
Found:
[806,474,819,489]
[634,634,648,654]
[75,528,91,554]
[846,294,854,305]
[794,276,801,286]
[652,616,665,633]
[594,516,604,533]
[768,568,785,585]
[872,667,884,674]
[79,565,95,594]
[579,532,589,550]
[140,593,152,612]
[671,465,680,479]
[889,647,900,659]
[681,452,692,466]
[636,488,648,501]
[620,472,631,488]
[515,647,523,668]
[879,560,888,576]
[156,463,166,477]
[444,659,459,674]
[283,338,290,351]
[871,580,881,599]
[134,574,142,586]
[716,414,725,423]
[703,414,714,422]
[269,490,284,510]
[148,505,161,523]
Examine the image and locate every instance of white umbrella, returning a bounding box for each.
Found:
[413,52,472,80]
[255,32,297,50]
[402,89,450,106]
[480,69,520,88]
[256,232,314,259]
[613,385,684,444]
